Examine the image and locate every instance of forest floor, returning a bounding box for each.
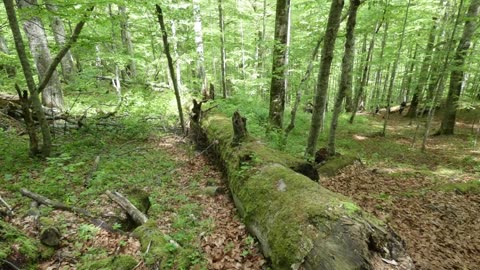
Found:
[320,113,480,270]
[1,102,479,270]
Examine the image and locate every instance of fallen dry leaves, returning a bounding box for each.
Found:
[322,163,480,270]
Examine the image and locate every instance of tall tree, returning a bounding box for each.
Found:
[328,0,361,156]
[382,0,411,136]
[0,30,16,77]
[193,0,208,95]
[305,0,344,157]
[439,0,480,135]
[119,5,136,78]
[406,19,437,118]
[218,0,227,98]
[155,4,185,133]
[17,0,64,110]
[268,0,291,129]
[45,0,76,82]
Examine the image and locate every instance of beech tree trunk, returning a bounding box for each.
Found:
[0,30,16,77]
[193,0,208,94]
[439,0,480,135]
[218,0,228,98]
[4,0,51,156]
[305,0,344,157]
[155,4,185,133]
[18,0,64,110]
[268,0,291,129]
[382,0,411,136]
[406,20,437,118]
[45,0,76,82]
[327,0,361,156]
[119,6,136,78]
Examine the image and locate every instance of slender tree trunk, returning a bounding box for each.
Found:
[119,6,136,78]
[382,0,411,136]
[439,0,480,135]
[403,43,418,102]
[406,20,437,118]
[155,4,185,133]
[18,0,64,110]
[328,0,361,156]
[370,19,388,112]
[218,0,227,98]
[305,0,344,157]
[45,0,76,82]
[193,0,207,94]
[171,20,182,92]
[346,32,366,112]
[349,17,382,123]
[268,0,291,129]
[3,0,50,156]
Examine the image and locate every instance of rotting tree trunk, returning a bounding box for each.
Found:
[328,0,361,157]
[305,0,345,158]
[18,0,64,110]
[191,110,413,270]
[268,0,291,129]
[155,4,185,133]
[439,0,480,135]
[45,0,76,82]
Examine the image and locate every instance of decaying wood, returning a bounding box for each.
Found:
[106,190,148,225]
[0,92,20,103]
[20,188,116,233]
[231,111,248,146]
[191,99,203,124]
[192,112,413,270]
[21,188,91,216]
[0,195,13,215]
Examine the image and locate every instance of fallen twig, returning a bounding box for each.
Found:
[106,190,148,225]
[0,195,13,215]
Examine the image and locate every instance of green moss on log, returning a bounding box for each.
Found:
[0,220,54,269]
[132,221,173,267]
[195,113,412,270]
[317,155,359,176]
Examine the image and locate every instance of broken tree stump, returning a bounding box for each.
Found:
[191,111,413,270]
[232,110,248,146]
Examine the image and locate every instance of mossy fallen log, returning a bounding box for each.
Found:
[192,111,413,270]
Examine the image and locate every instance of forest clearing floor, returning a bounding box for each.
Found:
[0,118,264,269]
[320,112,480,270]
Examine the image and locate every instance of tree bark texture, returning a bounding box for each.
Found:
[192,111,413,270]
[155,4,185,133]
[305,0,344,157]
[439,0,480,135]
[17,0,64,110]
[268,0,291,129]
[327,0,361,157]
[45,0,76,82]
[4,0,52,156]
[218,0,228,98]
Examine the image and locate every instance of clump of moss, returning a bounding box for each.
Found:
[317,155,358,176]
[0,220,49,269]
[77,254,137,270]
[132,221,171,267]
